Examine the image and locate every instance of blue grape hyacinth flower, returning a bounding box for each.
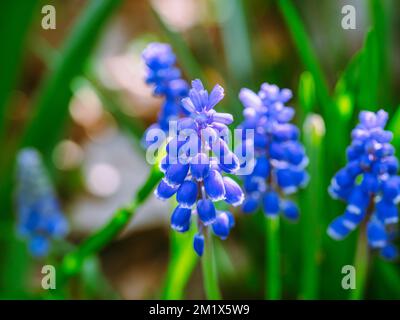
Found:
[238,83,309,221]
[142,42,189,133]
[16,148,68,257]
[153,79,244,256]
[327,110,400,260]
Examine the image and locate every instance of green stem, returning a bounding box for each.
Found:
[350,224,370,300]
[56,165,163,289]
[265,216,281,299]
[300,114,325,299]
[201,230,222,300]
[162,218,198,299]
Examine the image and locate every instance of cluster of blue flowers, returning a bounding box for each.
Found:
[327,110,399,260]
[142,42,189,133]
[154,79,244,256]
[142,43,399,261]
[16,148,68,257]
[238,83,309,220]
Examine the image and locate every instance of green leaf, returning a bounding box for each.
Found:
[298,71,316,117]
[161,227,198,299]
[334,51,362,99]
[0,1,39,144]
[0,0,123,222]
[151,7,203,81]
[358,29,380,111]
[57,161,163,289]
[368,0,392,109]
[387,105,400,153]
[299,113,326,299]
[151,5,242,120]
[214,0,254,85]
[21,0,123,157]
[278,0,332,117]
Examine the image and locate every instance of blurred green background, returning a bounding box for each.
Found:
[0,0,399,299]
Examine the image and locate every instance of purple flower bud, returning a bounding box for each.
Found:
[190,153,210,181]
[262,191,280,216]
[242,196,259,214]
[327,216,352,240]
[171,206,192,232]
[276,169,298,194]
[342,209,365,230]
[272,123,299,142]
[276,106,295,123]
[197,199,216,225]
[155,178,179,200]
[376,200,399,225]
[360,173,379,193]
[381,244,398,261]
[212,112,233,125]
[239,88,264,111]
[207,84,225,110]
[176,180,198,208]
[367,218,387,248]
[165,162,189,186]
[252,156,269,178]
[223,177,244,207]
[212,211,234,240]
[28,235,50,257]
[204,169,226,201]
[281,200,299,221]
[193,233,205,256]
[346,187,369,215]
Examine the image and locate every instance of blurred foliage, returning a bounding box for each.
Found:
[0,0,399,300]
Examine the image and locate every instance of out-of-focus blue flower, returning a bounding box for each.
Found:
[142,42,189,134]
[238,83,308,220]
[153,79,243,256]
[16,148,68,257]
[327,110,399,260]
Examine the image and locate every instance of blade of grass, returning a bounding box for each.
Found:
[298,71,316,120]
[151,6,203,81]
[0,0,122,219]
[278,0,344,181]
[0,220,31,299]
[213,0,253,121]
[349,225,370,300]
[202,228,222,299]
[0,0,122,295]
[358,29,379,111]
[0,2,39,296]
[151,5,241,121]
[278,0,333,118]
[0,1,39,147]
[334,51,362,100]
[369,0,392,109]
[56,161,163,290]
[214,0,254,85]
[265,216,281,299]
[32,37,146,151]
[373,259,400,298]
[76,76,146,145]
[21,0,122,155]
[300,114,326,299]
[161,228,198,299]
[387,105,400,154]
